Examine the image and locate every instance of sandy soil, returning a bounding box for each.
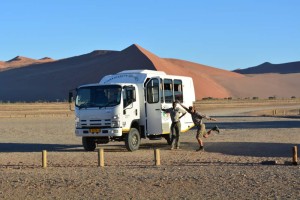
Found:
[0,104,300,199]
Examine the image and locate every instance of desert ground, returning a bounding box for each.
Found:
[0,101,299,199]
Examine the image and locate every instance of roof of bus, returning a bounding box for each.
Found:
[118,69,166,75]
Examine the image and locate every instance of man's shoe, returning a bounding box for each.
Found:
[212,125,220,133]
[176,147,180,150]
[196,146,204,152]
[170,147,174,150]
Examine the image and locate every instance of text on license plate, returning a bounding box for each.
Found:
[89,128,100,133]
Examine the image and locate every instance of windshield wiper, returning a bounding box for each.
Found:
[78,103,97,109]
[101,101,117,108]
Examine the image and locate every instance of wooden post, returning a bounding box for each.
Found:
[98,148,104,167]
[42,150,47,168]
[292,146,298,165]
[154,149,161,166]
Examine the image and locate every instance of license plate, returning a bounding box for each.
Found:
[89,128,100,133]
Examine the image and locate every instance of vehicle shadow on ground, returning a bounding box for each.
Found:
[205,142,299,157]
[0,143,82,152]
[100,141,299,158]
[96,142,171,152]
[0,142,171,153]
[205,120,300,129]
[1,141,298,158]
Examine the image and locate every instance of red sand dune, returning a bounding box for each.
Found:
[0,56,54,71]
[0,44,299,102]
[0,61,5,69]
[134,45,241,99]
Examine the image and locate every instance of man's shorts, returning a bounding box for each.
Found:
[196,124,207,139]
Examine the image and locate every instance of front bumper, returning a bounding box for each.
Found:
[75,127,123,137]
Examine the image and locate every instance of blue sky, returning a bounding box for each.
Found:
[0,0,299,70]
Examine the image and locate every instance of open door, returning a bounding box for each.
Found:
[145,77,162,135]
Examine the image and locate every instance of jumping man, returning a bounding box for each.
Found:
[179,103,220,151]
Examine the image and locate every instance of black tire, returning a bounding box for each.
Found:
[125,128,141,151]
[163,134,173,145]
[82,137,96,151]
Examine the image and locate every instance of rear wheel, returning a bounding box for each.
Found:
[82,137,96,151]
[163,134,173,145]
[125,128,141,151]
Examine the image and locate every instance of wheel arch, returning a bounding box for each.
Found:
[130,120,140,133]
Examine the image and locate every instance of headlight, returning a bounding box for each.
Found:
[75,116,81,128]
[111,114,120,127]
[112,114,120,119]
[111,120,120,128]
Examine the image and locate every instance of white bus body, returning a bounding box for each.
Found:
[73,70,195,151]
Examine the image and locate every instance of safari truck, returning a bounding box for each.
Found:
[70,70,195,151]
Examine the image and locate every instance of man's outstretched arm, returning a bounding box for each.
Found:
[178,102,190,112]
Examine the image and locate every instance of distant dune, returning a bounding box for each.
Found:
[0,44,299,102]
[0,56,54,71]
[233,61,300,74]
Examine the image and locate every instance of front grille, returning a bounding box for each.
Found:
[80,119,111,127]
[82,126,111,129]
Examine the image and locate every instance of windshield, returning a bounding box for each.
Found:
[75,85,121,108]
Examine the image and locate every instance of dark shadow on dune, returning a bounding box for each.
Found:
[204,120,300,130]
[0,143,82,152]
[205,142,299,157]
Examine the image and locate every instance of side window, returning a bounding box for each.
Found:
[146,78,159,103]
[76,88,90,106]
[163,79,173,103]
[174,79,183,103]
[144,78,150,101]
[160,78,163,103]
[123,86,136,107]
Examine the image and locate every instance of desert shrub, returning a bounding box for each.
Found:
[291,96,296,99]
[202,97,214,100]
[269,96,276,100]
[252,97,259,100]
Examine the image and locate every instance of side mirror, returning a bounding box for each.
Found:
[68,92,73,103]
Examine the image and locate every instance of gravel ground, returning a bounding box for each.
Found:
[0,106,300,199]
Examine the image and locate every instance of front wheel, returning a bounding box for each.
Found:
[82,137,96,151]
[125,128,141,151]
